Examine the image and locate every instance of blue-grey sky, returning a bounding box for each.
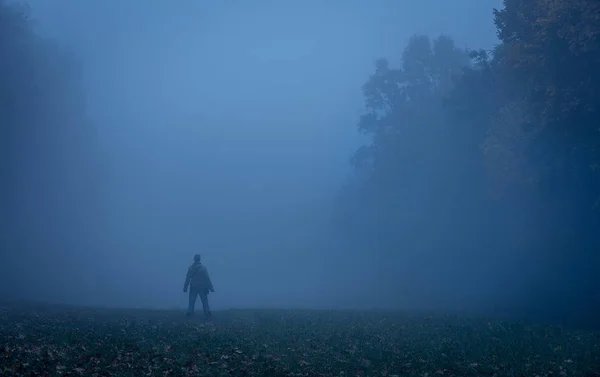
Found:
[22,0,501,309]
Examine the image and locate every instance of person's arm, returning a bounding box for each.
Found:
[205,267,214,292]
[183,266,193,292]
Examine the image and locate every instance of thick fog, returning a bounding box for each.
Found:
[2,0,543,314]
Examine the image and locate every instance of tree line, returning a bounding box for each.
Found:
[337,0,600,326]
[0,1,105,298]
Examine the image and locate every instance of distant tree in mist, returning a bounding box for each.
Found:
[351,35,471,236]
[0,1,104,299]
[336,35,486,309]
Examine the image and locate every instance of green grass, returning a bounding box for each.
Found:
[0,303,598,376]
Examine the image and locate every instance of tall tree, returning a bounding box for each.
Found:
[491,0,600,325]
[436,0,600,324]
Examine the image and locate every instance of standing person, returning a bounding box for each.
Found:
[183,254,214,318]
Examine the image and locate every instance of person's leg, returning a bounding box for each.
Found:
[199,292,212,318]
[187,288,198,315]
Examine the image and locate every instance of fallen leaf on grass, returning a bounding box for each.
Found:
[1,304,598,377]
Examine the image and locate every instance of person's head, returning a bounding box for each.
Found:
[193,254,201,263]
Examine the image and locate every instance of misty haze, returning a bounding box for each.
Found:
[1,0,599,375]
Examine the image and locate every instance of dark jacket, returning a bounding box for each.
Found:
[184,262,214,293]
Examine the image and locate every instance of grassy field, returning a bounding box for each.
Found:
[0,303,598,376]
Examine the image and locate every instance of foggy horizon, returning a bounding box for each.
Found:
[5,0,570,320]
